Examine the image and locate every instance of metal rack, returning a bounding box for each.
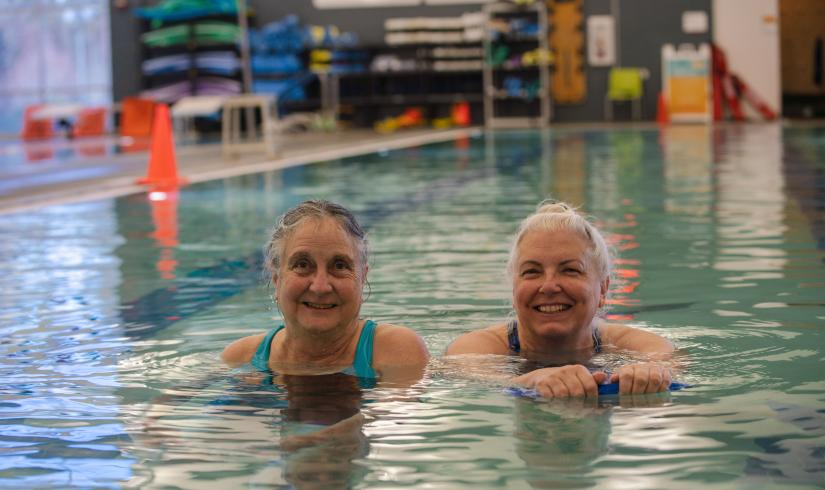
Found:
[483,1,551,128]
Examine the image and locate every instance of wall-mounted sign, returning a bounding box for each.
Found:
[587,15,615,66]
[682,11,708,34]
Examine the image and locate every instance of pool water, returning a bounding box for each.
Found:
[1,124,824,488]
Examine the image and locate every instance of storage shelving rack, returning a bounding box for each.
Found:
[483,1,551,128]
[335,43,483,127]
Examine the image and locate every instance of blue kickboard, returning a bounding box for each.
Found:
[507,381,689,399]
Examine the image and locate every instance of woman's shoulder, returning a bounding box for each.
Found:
[599,321,674,355]
[371,322,430,378]
[372,322,428,356]
[444,323,509,356]
[221,332,269,366]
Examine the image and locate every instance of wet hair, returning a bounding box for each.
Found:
[264,200,369,287]
[506,200,613,282]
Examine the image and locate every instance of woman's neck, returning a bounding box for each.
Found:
[275,319,362,367]
[517,320,597,358]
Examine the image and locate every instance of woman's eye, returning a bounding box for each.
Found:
[565,268,582,275]
[521,269,539,277]
[293,260,310,270]
[333,260,350,271]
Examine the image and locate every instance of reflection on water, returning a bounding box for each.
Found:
[0,200,131,486]
[1,125,824,488]
[122,368,371,489]
[515,397,610,488]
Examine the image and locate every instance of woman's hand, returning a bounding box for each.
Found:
[609,362,672,394]
[514,365,608,398]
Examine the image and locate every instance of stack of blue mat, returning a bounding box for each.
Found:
[249,15,305,54]
[248,15,309,102]
[249,15,364,101]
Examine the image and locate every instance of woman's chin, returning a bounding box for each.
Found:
[529,321,578,339]
[296,312,342,332]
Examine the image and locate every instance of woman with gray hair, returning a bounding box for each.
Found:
[446,200,673,397]
[223,199,429,382]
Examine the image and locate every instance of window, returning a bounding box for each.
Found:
[0,0,111,133]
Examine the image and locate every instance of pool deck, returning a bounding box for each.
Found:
[0,127,480,215]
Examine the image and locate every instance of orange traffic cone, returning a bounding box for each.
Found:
[656,92,669,125]
[137,104,187,190]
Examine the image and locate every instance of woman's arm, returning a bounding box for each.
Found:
[221,333,267,367]
[443,323,676,398]
[601,322,674,357]
[444,324,509,356]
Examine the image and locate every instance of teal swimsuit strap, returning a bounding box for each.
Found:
[250,325,284,371]
[351,319,377,379]
[250,321,376,378]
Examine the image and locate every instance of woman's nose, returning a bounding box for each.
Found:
[309,269,333,293]
[538,274,562,293]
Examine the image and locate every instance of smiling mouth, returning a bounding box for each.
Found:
[534,304,571,313]
[303,302,336,310]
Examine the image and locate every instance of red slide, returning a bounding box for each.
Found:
[731,74,778,120]
[711,43,775,121]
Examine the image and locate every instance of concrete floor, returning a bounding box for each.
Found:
[0,127,479,215]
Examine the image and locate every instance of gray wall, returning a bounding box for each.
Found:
[110,0,713,122]
[110,3,145,103]
[250,1,479,46]
[550,0,713,122]
[611,0,713,122]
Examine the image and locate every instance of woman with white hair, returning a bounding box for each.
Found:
[446,200,674,397]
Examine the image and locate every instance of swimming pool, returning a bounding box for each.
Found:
[1,124,823,488]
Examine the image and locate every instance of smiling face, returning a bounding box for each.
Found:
[512,228,608,350]
[274,217,366,335]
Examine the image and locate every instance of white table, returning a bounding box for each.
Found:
[221,94,278,158]
[170,96,228,140]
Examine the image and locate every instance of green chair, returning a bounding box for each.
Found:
[604,67,648,121]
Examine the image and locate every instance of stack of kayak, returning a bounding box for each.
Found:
[135,0,238,23]
[136,0,242,103]
[142,51,240,77]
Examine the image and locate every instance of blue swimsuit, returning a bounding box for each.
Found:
[250,319,378,379]
[506,319,602,354]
